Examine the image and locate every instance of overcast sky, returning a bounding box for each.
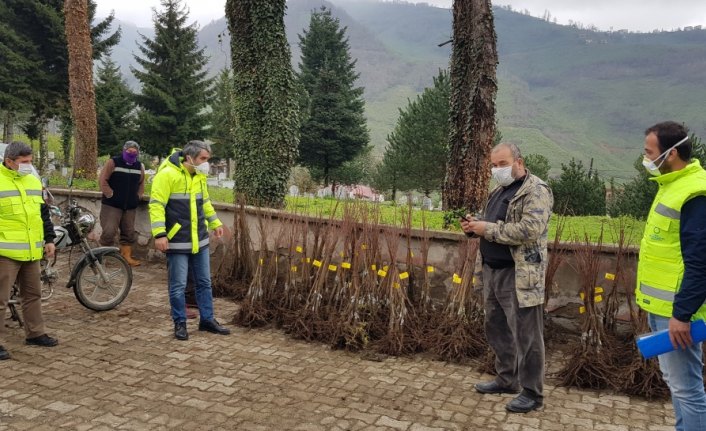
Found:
[95,0,706,33]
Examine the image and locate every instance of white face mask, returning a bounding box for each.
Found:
[17,163,34,177]
[642,135,689,177]
[187,157,210,176]
[491,165,514,187]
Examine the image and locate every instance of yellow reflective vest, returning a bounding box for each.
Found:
[636,159,706,321]
[148,149,222,254]
[0,163,46,261]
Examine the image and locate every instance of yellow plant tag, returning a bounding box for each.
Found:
[580,292,585,300]
[328,264,337,272]
[605,273,615,280]
[595,287,604,293]
[452,274,462,284]
[594,295,603,303]
[399,272,409,280]
[377,269,387,277]
[305,258,311,263]
[340,252,345,257]
[579,306,586,314]
[313,260,322,267]
[341,262,351,269]
[295,246,303,253]
[258,258,264,266]
[410,251,414,257]
[371,264,377,271]
[291,266,298,272]
[383,265,389,271]
[427,266,435,273]
[361,244,368,250]
[393,282,400,289]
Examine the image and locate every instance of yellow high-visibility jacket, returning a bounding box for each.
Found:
[0,163,45,261]
[148,149,222,254]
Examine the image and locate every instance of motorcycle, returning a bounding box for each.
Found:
[8,189,133,325]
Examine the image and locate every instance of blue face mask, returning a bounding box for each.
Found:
[642,135,689,176]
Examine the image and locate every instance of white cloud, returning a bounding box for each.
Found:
[96,0,705,32]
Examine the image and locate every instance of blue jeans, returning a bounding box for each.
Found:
[167,247,214,324]
[649,313,706,431]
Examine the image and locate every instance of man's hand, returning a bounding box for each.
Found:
[214,226,224,238]
[155,237,169,252]
[669,317,692,350]
[465,221,488,237]
[44,243,56,259]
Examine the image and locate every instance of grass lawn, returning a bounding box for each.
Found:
[49,178,645,245]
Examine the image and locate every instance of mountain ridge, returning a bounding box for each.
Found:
[102,0,706,177]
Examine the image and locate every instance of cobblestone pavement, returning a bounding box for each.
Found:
[0,262,675,431]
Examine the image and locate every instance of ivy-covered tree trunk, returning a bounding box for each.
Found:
[3,111,15,143]
[65,0,98,180]
[442,0,498,212]
[226,0,300,208]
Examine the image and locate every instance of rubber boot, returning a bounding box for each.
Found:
[120,244,141,267]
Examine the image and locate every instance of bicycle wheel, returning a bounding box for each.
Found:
[74,251,133,311]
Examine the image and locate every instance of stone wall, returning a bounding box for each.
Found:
[51,189,638,324]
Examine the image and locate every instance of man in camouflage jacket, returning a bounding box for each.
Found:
[461,143,553,414]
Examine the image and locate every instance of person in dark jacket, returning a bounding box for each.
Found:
[0,141,58,360]
[99,141,145,266]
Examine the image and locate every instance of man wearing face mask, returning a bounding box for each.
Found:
[635,121,706,430]
[0,142,59,360]
[99,140,145,266]
[149,140,230,340]
[460,143,553,413]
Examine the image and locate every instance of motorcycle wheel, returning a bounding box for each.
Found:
[73,250,133,311]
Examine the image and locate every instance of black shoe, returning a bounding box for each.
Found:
[506,394,543,413]
[474,380,520,395]
[0,345,10,360]
[174,322,189,340]
[198,319,231,335]
[25,334,58,347]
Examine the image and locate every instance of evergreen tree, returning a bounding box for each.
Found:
[297,7,369,185]
[133,0,212,157]
[95,55,135,157]
[381,69,450,196]
[226,0,300,208]
[549,158,606,216]
[209,68,237,164]
[523,153,551,181]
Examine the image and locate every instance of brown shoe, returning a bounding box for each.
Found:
[120,244,141,267]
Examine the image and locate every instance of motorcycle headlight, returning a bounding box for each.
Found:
[76,212,96,236]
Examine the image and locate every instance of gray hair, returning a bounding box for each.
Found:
[492,142,522,161]
[123,140,140,151]
[4,141,33,161]
[182,140,211,160]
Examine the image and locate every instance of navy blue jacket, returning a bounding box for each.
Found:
[673,195,706,322]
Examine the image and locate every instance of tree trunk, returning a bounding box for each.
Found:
[65,0,98,180]
[442,0,498,212]
[38,120,49,176]
[3,111,15,143]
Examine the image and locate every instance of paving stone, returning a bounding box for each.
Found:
[0,263,677,430]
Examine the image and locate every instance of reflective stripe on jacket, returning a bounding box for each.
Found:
[102,156,143,210]
[0,163,45,261]
[636,159,706,321]
[148,149,222,254]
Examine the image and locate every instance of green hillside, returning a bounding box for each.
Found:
[106,0,706,177]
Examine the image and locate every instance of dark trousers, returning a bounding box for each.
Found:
[0,258,46,340]
[482,264,545,400]
[99,204,137,246]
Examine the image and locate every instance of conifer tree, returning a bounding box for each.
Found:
[95,55,135,157]
[226,0,300,208]
[381,70,451,196]
[133,0,212,157]
[209,68,237,165]
[297,7,369,186]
